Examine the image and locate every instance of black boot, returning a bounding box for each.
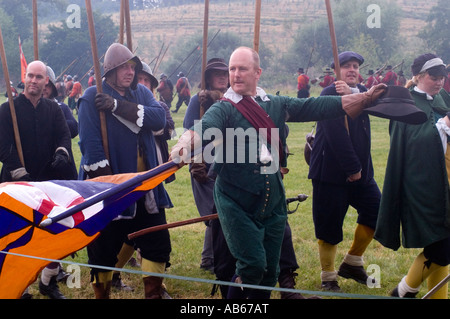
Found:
[111,272,134,292]
[39,277,67,299]
[338,262,375,285]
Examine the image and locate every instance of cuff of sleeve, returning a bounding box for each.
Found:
[10,167,28,180]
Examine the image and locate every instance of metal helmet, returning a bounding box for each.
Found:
[140,61,159,89]
[103,43,142,90]
[45,66,58,98]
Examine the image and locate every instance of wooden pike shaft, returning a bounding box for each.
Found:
[32,0,39,60]
[119,0,125,44]
[325,0,341,81]
[124,0,133,51]
[201,0,209,91]
[85,0,110,162]
[0,24,24,166]
[128,214,218,240]
[253,0,262,53]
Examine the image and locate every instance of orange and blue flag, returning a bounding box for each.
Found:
[0,161,178,299]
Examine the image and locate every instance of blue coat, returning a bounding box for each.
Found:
[78,81,172,215]
[308,84,374,185]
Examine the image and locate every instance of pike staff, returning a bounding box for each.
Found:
[0,23,24,166]
[85,0,110,162]
[124,0,133,51]
[325,0,340,81]
[253,0,262,53]
[119,0,125,44]
[32,0,38,60]
[325,0,348,131]
[201,0,209,91]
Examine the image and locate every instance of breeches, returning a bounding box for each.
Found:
[213,175,287,287]
[312,178,381,245]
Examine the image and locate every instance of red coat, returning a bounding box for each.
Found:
[381,71,398,85]
[320,74,334,88]
[365,76,379,89]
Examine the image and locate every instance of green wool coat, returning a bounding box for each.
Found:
[374,88,450,250]
[190,92,344,286]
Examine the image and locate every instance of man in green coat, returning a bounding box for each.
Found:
[171,46,386,298]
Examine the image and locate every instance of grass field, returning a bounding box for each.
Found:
[0,89,439,299]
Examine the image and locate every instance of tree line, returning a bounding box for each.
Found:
[0,0,448,90]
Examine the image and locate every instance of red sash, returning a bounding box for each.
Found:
[222,96,284,164]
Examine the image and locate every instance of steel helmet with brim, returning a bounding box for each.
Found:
[103,43,142,90]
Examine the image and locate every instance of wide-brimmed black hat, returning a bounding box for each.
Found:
[364,86,427,124]
[202,58,229,89]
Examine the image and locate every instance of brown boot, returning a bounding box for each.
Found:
[278,269,321,299]
[92,281,111,299]
[143,276,164,299]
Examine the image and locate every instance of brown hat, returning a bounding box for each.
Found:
[204,58,229,89]
[364,86,427,124]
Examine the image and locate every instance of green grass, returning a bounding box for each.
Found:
[1,93,439,299]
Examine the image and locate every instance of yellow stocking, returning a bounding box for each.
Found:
[405,253,441,288]
[427,265,449,299]
[115,243,135,269]
[348,224,374,256]
[318,239,338,273]
[92,271,113,286]
[141,258,166,278]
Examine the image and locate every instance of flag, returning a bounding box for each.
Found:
[18,36,27,83]
[0,161,178,299]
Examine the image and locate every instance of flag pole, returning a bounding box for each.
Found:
[39,160,180,227]
[39,142,210,228]
[85,0,110,162]
[0,24,25,166]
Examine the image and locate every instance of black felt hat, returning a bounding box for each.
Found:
[364,86,427,124]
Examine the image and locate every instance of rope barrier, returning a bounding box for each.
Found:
[0,250,398,299]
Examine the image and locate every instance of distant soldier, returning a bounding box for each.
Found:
[381,65,398,86]
[157,73,174,109]
[173,71,191,113]
[296,67,310,98]
[365,70,379,89]
[88,69,96,87]
[396,70,407,87]
[4,81,18,101]
[68,75,82,113]
[64,75,73,97]
[319,68,335,88]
